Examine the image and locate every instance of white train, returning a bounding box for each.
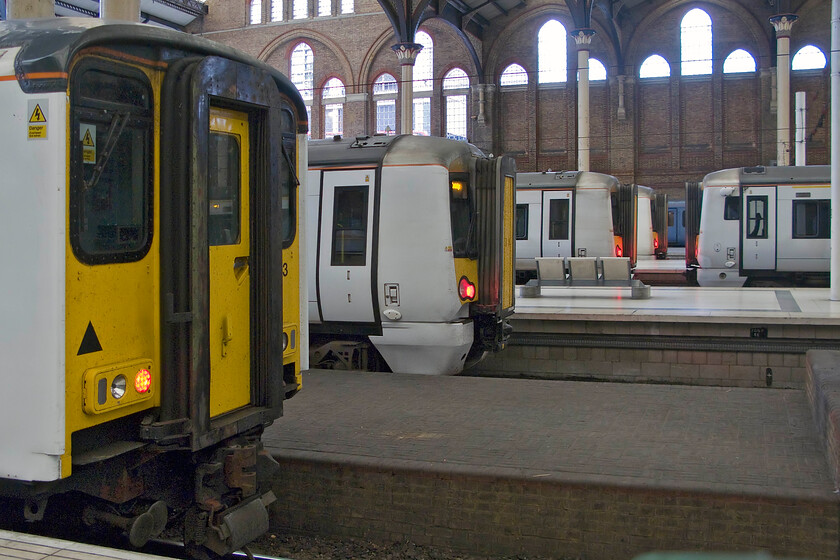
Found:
[636,185,668,260]
[306,135,516,374]
[515,171,664,282]
[689,165,830,287]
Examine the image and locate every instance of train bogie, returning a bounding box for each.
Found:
[0,18,306,556]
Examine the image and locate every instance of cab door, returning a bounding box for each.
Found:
[207,108,251,416]
[317,169,376,323]
[541,190,573,257]
[742,186,776,270]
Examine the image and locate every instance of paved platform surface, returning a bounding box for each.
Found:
[265,370,837,501]
[0,530,168,560]
[515,285,840,323]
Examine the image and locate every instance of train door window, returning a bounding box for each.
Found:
[668,210,674,227]
[331,185,368,265]
[281,109,297,247]
[548,199,570,240]
[516,204,529,240]
[746,196,768,239]
[724,196,740,220]
[610,193,622,236]
[792,200,830,238]
[70,64,153,264]
[208,133,241,245]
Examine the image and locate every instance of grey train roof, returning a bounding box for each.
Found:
[309,135,488,172]
[0,18,307,133]
[738,165,831,184]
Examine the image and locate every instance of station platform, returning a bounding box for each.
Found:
[265,369,839,559]
[0,529,169,560]
[470,284,840,389]
[632,254,688,285]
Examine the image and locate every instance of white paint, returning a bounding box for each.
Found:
[795,91,806,166]
[0,79,66,480]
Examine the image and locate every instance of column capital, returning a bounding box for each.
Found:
[572,28,596,47]
[391,42,424,65]
[769,14,798,37]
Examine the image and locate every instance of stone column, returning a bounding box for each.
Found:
[391,42,422,135]
[573,29,596,171]
[7,0,53,18]
[100,0,140,21]
[770,14,798,166]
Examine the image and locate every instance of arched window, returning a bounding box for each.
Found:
[322,78,345,137]
[792,45,827,70]
[270,0,282,21]
[413,31,434,92]
[589,58,607,81]
[681,8,712,75]
[500,63,528,86]
[318,0,330,16]
[443,68,469,140]
[723,49,756,74]
[373,74,397,135]
[293,0,307,19]
[250,0,262,24]
[538,20,567,83]
[639,55,670,79]
[413,31,433,136]
[290,43,314,100]
[341,0,353,14]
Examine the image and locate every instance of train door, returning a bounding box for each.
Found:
[317,169,376,323]
[207,108,251,415]
[741,186,776,270]
[541,190,573,257]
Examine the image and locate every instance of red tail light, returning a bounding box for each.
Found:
[135,369,152,393]
[459,276,476,301]
[654,237,659,250]
[615,244,623,257]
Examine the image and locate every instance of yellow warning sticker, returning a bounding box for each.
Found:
[27,100,48,140]
[29,104,46,123]
[80,124,96,164]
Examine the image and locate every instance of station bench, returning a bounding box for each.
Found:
[520,256,650,299]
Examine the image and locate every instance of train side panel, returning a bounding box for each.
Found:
[0,64,66,481]
[775,184,830,273]
[574,186,614,256]
[515,189,541,273]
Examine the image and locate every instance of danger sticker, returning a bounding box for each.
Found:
[27,100,47,140]
[80,124,96,164]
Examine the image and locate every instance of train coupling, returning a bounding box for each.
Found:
[82,500,168,548]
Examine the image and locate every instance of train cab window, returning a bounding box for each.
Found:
[450,173,475,258]
[724,196,740,221]
[70,65,153,264]
[515,204,529,240]
[331,186,368,266]
[548,199,570,240]
[746,196,768,239]
[208,133,241,245]
[792,200,830,239]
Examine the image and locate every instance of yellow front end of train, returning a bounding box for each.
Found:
[0,18,305,557]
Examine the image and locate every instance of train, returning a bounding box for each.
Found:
[514,171,666,283]
[668,200,686,247]
[306,135,516,375]
[686,165,830,287]
[636,185,669,260]
[0,18,306,558]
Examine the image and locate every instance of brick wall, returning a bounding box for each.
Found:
[270,457,839,559]
[192,0,831,189]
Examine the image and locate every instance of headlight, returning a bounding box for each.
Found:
[111,375,127,400]
[282,332,289,351]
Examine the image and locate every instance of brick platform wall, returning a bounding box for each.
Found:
[468,318,840,389]
[270,458,839,559]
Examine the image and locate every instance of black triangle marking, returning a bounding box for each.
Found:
[78,322,103,355]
